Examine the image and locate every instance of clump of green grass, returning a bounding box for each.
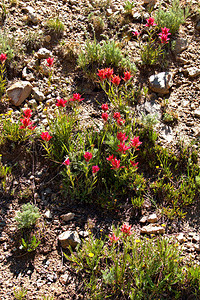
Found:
[155,0,190,35]
[46,17,65,35]
[78,38,136,75]
[0,31,15,61]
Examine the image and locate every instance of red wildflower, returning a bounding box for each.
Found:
[117,132,128,143]
[145,17,157,27]
[132,30,140,37]
[46,57,54,67]
[129,136,142,149]
[130,161,138,169]
[63,158,70,166]
[120,223,132,236]
[117,142,131,154]
[0,53,7,63]
[84,152,93,162]
[106,154,114,162]
[69,93,84,102]
[113,112,121,120]
[160,27,171,36]
[109,233,119,245]
[159,33,170,44]
[111,157,124,170]
[23,108,32,118]
[20,118,35,130]
[41,131,52,141]
[111,75,121,86]
[102,112,108,121]
[56,98,67,107]
[92,165,100,174]
[104,68,114,79]
[122,71,132,82]
[117,118,125,126]
[101,103,109,112]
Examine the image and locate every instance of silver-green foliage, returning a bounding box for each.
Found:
[15,203,40,229]
[155,0,190,35]
[78,38,136,72]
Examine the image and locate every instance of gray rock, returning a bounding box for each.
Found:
[196,21,200,31]
[36,48,52,59]
[61,213,75,222]
[140,224,165,234]
[147,213,158,223]
[149,72,173,94]
[58,231,81,248]
[173,38,188,54]
[187,67,200,78]
[140,216,148,223]
[7,81,32,106]
[32,87,45,102]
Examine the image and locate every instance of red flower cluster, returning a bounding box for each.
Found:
[129,136,142,150]
[20,117,35,130]
[46,57,54,67]
[97,68,114,80]
[132,30,140,38]
[159,27,171,44]
[23,108,32,118]
[109,233,119,245]
[130,161,138,169]
[145,17,157,27]
[63,158,70,166]
[101,103,108,112]
[102,112,108,122]
[113,112,125,126]
[69,93,84,102]
[120,223,132,236]
[92,165,100,174]
[0,53,7,63]
[84,152,93,162]
[117,142,131,154]
[117,132,128,143]
[97,68,132,84]
[41,131,52,141]
[107,155,124,170]
[56,98,67,107]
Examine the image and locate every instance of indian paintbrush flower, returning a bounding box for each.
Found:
[41,131,52,141]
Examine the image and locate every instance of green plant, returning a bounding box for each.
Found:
[20,235,41,252]
[65,227,200,299]
[0,59,7,100]
[78,38,136,75]
[0,31,15,61]
[23,30,43,53]
[46,17,65,35]
[13,287,27,300]
[155,0,190,35]
[0,154,11,190]
[124,0,135,15]
[15,203,40,229]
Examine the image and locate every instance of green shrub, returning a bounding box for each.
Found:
[15,203,40,229]
[46,17,65,35]
[0,31,14,61]
[155,0,190,35]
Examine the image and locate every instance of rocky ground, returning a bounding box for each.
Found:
[0,0,200,299]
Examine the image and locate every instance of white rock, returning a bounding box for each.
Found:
[7,81,32,106]
[58,231,81,248]
[60,212,75,222]
[149,72,173,94]
[59,273,70,285]
[44,210,52,219]
[140,224,165,234]
[36,48,52,59]
[147,213,158,223]
[22,67,35,82]
[193,108,200,118]
[187,67,200,78]
[176,233,185,243]
[140,216,148,223]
